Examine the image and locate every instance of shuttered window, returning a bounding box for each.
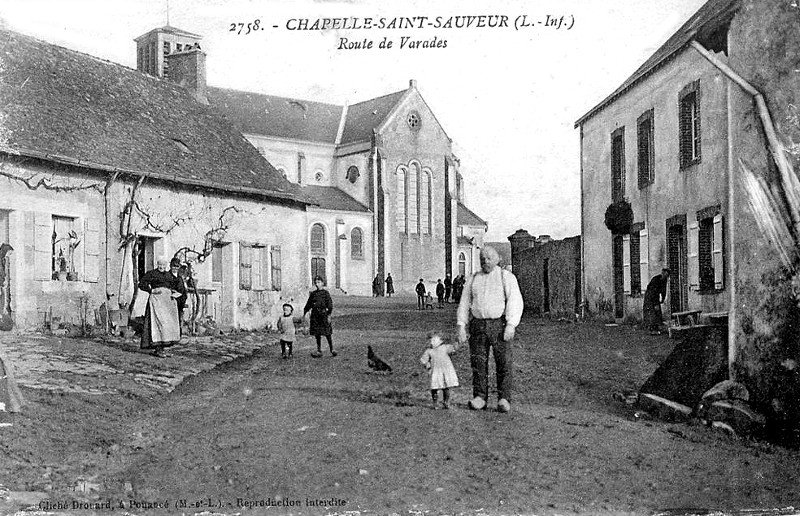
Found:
[611,128,625,202]
[270,246,282,291]
[638,229,649,295]
[630,231,641,295]
[622,234,631,295]
[637,110,654,188]
[679,82,701,169]
[691,208,724,292]
[239,243,252,290]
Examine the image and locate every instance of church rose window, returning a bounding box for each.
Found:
[346,166,359,183]
[407,111,421,130]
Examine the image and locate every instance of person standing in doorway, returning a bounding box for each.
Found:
[304,276,337,357]
[457,246,524,413]
[139,257,184,357]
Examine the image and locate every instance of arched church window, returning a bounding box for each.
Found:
[408,164,418,234]
[351,228,363,259]
[458,252,466,277]
[421,170,431,235]
[397,168,406,233]
[310,223,326,256]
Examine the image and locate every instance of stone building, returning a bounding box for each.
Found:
[576,0,800,422]
[508,230,581,316]
[133,25,488,295]
[0,29,310,330]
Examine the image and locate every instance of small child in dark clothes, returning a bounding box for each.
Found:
[436,279,445,308]
[277,303,296,359]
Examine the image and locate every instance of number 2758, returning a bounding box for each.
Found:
[229,20,261,35]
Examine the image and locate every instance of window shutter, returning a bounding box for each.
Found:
[84,218,100,283]
[271,245,282,291]
[266,246,272,289]
[622,234,631,295]
[34,212,51,281]
[688,222,699,291]
[639,229,649,295]
[239,243,252,290]
[713,214,724,289]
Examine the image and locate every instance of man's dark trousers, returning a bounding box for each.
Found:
[469,318,512,401]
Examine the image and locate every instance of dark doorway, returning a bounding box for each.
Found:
[136,236,157,281]
[613,235,624,319]
[667,220,688,313]
[543,258,551,313]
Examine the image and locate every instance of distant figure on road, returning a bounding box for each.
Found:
[139,257,185,358]
[385,273,394,297]
[643,268,670,335]
[372,274,382,297]
[304,276,337,357]
[444,273,453,303]
[436,279,445,308]
[415,279,427,310]
[420,331,459,410]
[457,246,523,413]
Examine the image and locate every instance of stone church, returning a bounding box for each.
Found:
[135,25,488,295]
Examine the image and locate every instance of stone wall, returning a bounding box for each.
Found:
[513,234,581,317]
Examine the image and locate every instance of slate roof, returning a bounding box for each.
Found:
[575,0,739,127]
[0,30,305,204]
[457,202,487,228]
[207,87,343,144]
[339,90,407,145]
[299,185,370,213]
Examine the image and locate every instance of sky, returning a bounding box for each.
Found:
[0,0,708,241]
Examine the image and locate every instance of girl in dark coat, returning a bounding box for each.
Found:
[304,276,336,357]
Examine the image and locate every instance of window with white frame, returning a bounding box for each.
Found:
[689,207,724,292]
[622,223,648,296]
[239,243,270,290]
[52,215,80,280]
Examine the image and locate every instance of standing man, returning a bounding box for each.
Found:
[415,278,427,310]
[457,246,523,413]
[643,268,670,335]
[444,273,453,303]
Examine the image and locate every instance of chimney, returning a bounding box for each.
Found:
[508,229,536,272]
[164,46,208,105]
[409,79,417,89]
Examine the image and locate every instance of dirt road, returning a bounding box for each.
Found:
[2,298,799,515]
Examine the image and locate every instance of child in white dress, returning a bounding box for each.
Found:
[419,331,459,409]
